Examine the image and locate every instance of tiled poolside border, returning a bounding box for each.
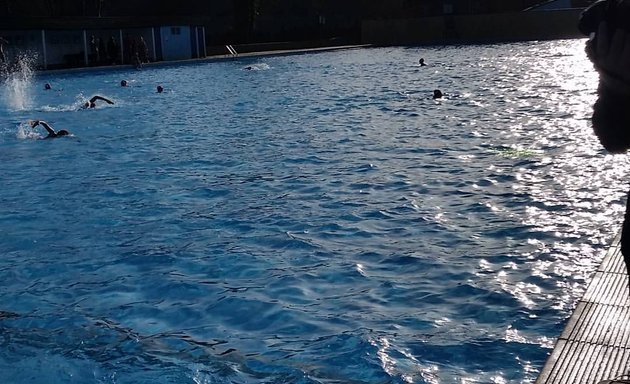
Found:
[536,232,630,384]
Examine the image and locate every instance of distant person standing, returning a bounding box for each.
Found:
[98,37,106,65]
[89,35,99,65]
[129,38,137,64]
[138,36,149,63]
[0,36,8,63]
[107,36,118,65]
[132,52,142,69]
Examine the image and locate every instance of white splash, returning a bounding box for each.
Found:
[244,63,270,71]
[16,121,41,140]
[2,51,37,111]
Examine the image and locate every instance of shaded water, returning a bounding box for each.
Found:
[0,39,627,383]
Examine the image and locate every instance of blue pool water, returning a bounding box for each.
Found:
[0,39,628,383]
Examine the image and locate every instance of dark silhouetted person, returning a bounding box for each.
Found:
[107,36,118,64]
[120,80,128,87]
[433,89,443,99]
[82,95,114,109]
[132,52,142,69]
[98,37,106,65]
[138,36,149,63]
[419,58,426,66]
[157,85,164,93]
[89,35,98,65]
[129,37,137,64]
[31,120,69,139]
[44,83,51,90]
[0,36,7,63]
[0,36,9,65]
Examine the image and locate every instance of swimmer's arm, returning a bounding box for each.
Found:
[32,120,55,135]
[90,95,114,104]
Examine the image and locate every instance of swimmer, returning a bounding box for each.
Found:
[44,83,51,90]
[433,89,443,99]
[30,120,70,139]
[156,85,164,93]
[120,80,128,87]
[419,58,426,66]
[82,95,114,109]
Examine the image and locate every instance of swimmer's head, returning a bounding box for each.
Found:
[157,85,164,93]
[120,80,128,87]
[57,129,70,136]
[433,89,443,99]
[44,83,51,90]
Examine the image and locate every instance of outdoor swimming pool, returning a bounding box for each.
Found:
[0,39,627,383]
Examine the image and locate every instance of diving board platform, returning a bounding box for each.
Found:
[536,232,630,384]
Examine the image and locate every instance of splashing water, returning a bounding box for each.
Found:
[244,62,271,71]
[16,120,41,140]
[2,51,36,111]
[37,93,95,112]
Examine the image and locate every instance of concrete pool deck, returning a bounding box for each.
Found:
[536,231,630,384]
